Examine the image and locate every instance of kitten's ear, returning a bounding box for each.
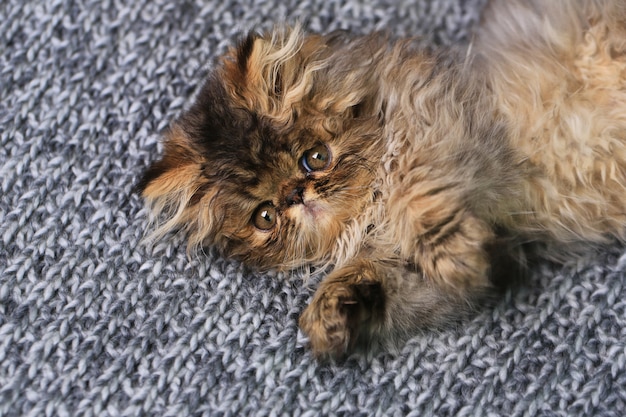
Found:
[139,125,204,200]
[138,126,220,248]
[221,26,325,122]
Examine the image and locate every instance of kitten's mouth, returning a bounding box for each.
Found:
[303,201,323,217]
[290,197,324,220]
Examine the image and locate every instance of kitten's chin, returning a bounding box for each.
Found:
[288,201,337,241]
[287,202,342,265]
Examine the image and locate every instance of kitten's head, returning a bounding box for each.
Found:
[139,27,386,269]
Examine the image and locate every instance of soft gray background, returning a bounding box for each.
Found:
[2,0,626,416]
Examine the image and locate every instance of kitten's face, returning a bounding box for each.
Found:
[140,28,384,269]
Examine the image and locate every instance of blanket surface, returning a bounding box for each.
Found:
[2,0,626,416]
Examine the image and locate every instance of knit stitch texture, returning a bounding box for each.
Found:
[2,1,626,416]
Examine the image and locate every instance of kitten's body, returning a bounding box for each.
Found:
[140,0,626,357]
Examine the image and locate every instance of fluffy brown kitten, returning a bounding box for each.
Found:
[140,0,626,358]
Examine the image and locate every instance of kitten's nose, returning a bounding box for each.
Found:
[286,186,305,206]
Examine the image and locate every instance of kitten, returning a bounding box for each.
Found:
[139,0,626,358]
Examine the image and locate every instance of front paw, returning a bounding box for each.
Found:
[299,270,384,359]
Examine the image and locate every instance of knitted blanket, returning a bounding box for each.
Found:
[2,0,625,415]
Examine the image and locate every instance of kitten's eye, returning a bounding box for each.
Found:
[252,202,277,230]
[301,144,331,172]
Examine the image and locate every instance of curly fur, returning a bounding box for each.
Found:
[140,0,626,358]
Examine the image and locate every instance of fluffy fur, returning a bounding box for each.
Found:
[139,0,626,358]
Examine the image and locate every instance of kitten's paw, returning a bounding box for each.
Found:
[299,271,384,359]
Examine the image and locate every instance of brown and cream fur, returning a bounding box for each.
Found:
[139,0,626,358]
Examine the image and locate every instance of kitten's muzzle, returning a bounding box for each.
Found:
[286,186,305,206]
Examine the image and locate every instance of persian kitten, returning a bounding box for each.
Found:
[140,0,626,358]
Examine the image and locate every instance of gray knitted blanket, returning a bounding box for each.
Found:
[2,0,626,416]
